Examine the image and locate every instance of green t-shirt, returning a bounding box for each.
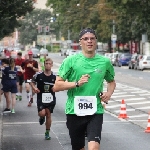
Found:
[58,53,115,114]
[40,56,45,71]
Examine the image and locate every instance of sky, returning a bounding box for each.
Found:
[34,0,47,9]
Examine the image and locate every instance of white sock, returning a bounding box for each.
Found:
[27,92,30,101]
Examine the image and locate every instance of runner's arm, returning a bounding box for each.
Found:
[101,80,116,103]
[33,61,39,72]
[53,76,76,92]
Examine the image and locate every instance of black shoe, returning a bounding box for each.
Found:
[30,98,33,103]
[39,117,45,125]
[3,108,11,113]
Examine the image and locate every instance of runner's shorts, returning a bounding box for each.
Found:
[37,99,55,113]
[66,114,103,150]
[16,75,24,85]
[2,80,17,93]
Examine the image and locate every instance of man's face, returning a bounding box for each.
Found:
[44,60,53,70]
[79,33,97,54]
[17,55,22,59]
[28,54,33,59]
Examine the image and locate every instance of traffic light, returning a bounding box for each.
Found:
[38,25,42,33]
[45,26,49,32]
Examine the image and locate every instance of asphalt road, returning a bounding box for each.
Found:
[0,52,150,150]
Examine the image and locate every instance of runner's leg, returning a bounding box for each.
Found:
[11,93,16,113]
[25,82,31,106]
[87,114,103,150]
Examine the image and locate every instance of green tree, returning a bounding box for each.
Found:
[18,9,54,45]
[0,0,35,39]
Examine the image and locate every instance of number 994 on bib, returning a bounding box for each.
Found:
[74,96,97,116]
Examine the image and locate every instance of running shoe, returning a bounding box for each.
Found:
[45,132,51,140]
[27,102,32,107]
[19,96,22,101]
[39,117,45,125]
[3,108,11,113]
[30,98,33,103]
[11,109,15,114]
[16,95,19,100]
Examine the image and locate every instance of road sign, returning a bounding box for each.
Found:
[111,34,117,41]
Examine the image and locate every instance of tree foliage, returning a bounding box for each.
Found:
[18,9,54,45]
[46,0,150,43]
[0,0,35,39]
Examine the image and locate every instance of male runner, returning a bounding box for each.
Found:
[21,50,39,106]
[15,52,24,101]
[53,28,116,150]
[31,58,56,140]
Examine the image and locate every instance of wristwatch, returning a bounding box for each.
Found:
[75,81,79,87]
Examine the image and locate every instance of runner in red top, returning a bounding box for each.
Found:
[21,50,39,106]
[15,52,24,101]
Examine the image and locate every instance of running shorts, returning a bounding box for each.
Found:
[37,99,55,113]
[66,114,103,150]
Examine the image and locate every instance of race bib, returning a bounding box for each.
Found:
[42,93,53,103]
[74,96,97,116]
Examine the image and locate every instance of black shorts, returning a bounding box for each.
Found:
[16,75,24,85]
[66,114,103,150]
[37,99,55,113]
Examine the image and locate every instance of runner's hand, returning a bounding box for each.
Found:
[33,87,40,93]
[100,92,111,104]
[78,74,90,86]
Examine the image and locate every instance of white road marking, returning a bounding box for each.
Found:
[131,90,148,93]
[139,93,150,96]
[114,98,146,102]
[128,114,148,118]
[114,109,135,113]
[137,106,150,109]
[112,92,127,95]
[111,95,135,98]
[106,104,121,108]
[122,88,140,91]
[127,101,150,105]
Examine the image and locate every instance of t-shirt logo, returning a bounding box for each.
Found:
[94,68,102,73]
[44,85,49,92]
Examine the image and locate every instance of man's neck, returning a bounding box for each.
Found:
[82,50,95,58]
[44,70,51,76]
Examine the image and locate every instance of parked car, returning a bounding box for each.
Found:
[66,49,74,56]
[68,50,78,56]
[30,48,40,58]
[128,54,139,69]
[40,48,48,56]
[117,53,132,67]
[60,48,67,56]
[104,53,112,60]
[114,53,122,66]
[134,54,143,70]
[110,53,122,66]
[138,55,150,71]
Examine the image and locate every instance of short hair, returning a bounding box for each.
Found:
[17,52,22,56]
[44,58,53,64]
[1,58,9,64]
